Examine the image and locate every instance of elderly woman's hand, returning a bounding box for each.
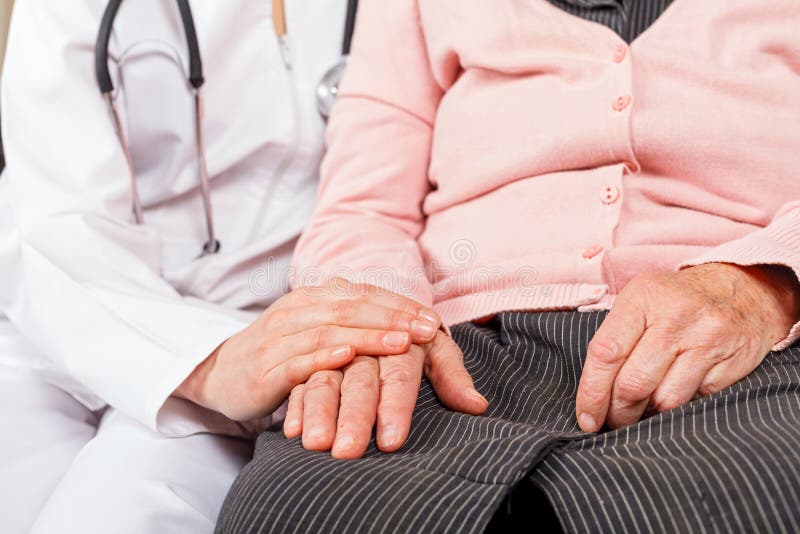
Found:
[283,330,489,459]
[576,263,800,433]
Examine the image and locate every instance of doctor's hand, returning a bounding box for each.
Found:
[175,280,445,422]
[283,330,489,459]
[576,263,800,433]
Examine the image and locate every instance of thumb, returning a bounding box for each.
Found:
[424,332,488,415]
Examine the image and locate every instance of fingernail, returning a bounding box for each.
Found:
[307,427,325,443]
[470,389,488,405]
[411,319,437,339]
[333,435,355,454]
[331,345,351,359]
[383,331,410,349]
[284,419,300,435]
[579,413,597,433]
[417,309,439,324]
[380,426,400,448]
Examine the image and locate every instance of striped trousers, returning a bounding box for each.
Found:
[217,311,800,533]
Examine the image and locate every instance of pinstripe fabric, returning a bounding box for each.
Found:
[217,311,800,533]
[548,0,675,42]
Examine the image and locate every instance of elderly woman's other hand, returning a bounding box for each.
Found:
[576,263,800,433]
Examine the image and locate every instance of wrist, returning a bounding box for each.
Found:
[726,263,800,339]
[175,343,222,409]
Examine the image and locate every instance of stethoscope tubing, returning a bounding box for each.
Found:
[96,0,218,256]
[342,0,358,56]
[96,0,204,96]
[94,0,358,257]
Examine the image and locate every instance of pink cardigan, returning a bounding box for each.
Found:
[293,0,800,349]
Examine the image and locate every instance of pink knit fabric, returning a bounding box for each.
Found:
[293,0,800,349]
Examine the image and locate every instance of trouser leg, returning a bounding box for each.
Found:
[0,365,99,533]
[31,408,253,534]
[217,312,601,534]
[531,342,800,534]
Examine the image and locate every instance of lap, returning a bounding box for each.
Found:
[534,343,800,533]
[33,409,254,534]
[0,319,254,534]
[0,313,106,534]
[0,364,99,533]
[219,311,800,534]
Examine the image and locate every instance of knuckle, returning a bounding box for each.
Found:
[312,326,336,350]
[360,330,378,348]
[345,370,379,391]
[430,330,452,353]
[698,379,721,397]
[662,338,683,358]
[289,384,304,400]
[701,312,729,336]
[244,374,262,399]
[388,308,410,329]
[325,278,352,299]
[254,337,276,357]
[694,350,726,365]
[263,308,287,328]
[351,283,375,299]
[615,372,655,403]
[305,370,340,391]
[431,336,462,367]
[329,302,354,323]
[587,338,625,366]
[577,383,607,406]
[306,327,324,352]
[380,365,418,387]
[652,392,682,413]
[283,360,306,384]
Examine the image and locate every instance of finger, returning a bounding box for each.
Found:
[277,326,413,359]
[273,302,439,344]
[576,297,646,433]
[331,356,380,459]
[649,348,722,413]
[375,346,426,452]
[424,332,488,415]
[301,370,344,451]
[285,279,441,324]
[266,345,353,406]
[284,384,305,438]
[606,330,679,428]
[698,348,763,398]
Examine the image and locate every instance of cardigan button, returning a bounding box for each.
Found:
[582,245,604,259]
[601,185,620,204]
[612,95,632,112]
[613,44,627,63]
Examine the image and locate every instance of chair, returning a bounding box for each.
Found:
[0,0,13,174]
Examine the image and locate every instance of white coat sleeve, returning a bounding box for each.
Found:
[0,1,256,436]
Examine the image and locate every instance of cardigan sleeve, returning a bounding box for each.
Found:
[677,201,800,351]
[292,0,443,305]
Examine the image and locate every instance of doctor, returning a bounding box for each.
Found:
[0,0,479,532]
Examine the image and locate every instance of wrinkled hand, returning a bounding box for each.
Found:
[176,280,444,422]
[284,330,489,459]
[576,263,800,433]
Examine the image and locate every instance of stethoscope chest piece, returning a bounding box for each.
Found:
[316,56,348,120]
[317,0,358,120]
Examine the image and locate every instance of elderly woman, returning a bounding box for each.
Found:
[219,0,800,531]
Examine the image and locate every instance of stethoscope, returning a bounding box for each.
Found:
[95,0,358,257]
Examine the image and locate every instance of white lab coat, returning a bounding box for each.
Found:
[0,0,345,531]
